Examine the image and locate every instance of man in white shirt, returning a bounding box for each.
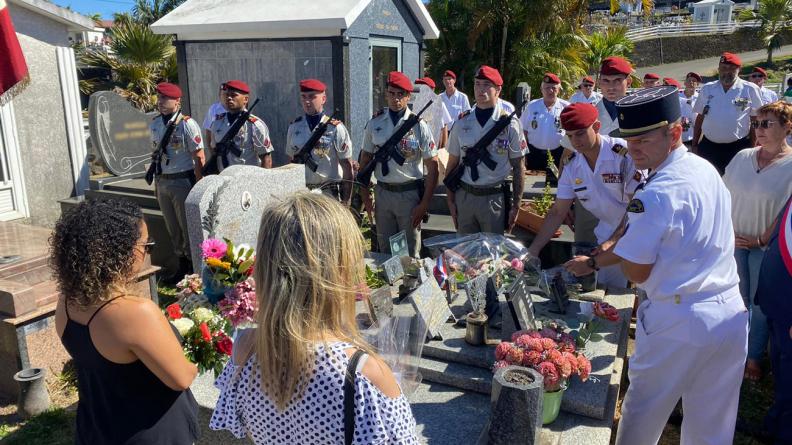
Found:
[692,52,763,174]
[679,72,701,147]
[750,66,779,104]
[569,76,602,105]
[521,72,569,184]
[566,86,748,445]
[440,70,471,121]
[202,85,226,148]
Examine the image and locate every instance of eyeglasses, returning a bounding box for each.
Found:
[137,239,156,254]
[751,119,778,129]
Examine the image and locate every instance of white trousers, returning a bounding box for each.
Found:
[615,287,748,445]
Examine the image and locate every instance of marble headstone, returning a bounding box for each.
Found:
[185,164,306,269]
[408,277,453,340]
[88,91,155,176]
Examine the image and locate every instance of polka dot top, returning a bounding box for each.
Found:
[210,341,419,444]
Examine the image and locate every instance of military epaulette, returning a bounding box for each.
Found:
[330,118,342,126]
[458,110,471,120]
[563,152,576,166]
[182,115,191,121]
[372,109,385,118]
[291,115,303,124]
[612,144,628,156]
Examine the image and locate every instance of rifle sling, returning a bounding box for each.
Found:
[463,115,511,168]
[154,114,183,171]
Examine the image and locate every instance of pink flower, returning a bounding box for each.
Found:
[522,350,542,367]
[218,279,259,328]
[540,338,558,351]
[495,342,512,361]
[511,330,540,342]
[493,360,510,371]
[505,346,524,365]
[576,355,592,381]
[537,361,560,388]
[594,302,620,322]
[558,357,573,378]
[562,352,578,372]
[545,349,564,367]
[510,258,524,272]
[201,238,227,259]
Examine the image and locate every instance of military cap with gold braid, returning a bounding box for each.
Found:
[615,85,681,137]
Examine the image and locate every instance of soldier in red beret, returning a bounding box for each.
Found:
[569,75,602,105]
[285,79,353,203]
[692,52,763,173]
[150,82,205,281]
[642,72,661,88]
[207,80,274,171]
[359,71,439,257]
[527,102,643,288]
[445,65,527,235]
[597,56,633,138]
[522,72,569,185]
[440,69,471,123]
[749,66,779,104]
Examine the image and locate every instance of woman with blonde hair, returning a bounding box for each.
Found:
[724,100,792,382]
[210,192,418,444]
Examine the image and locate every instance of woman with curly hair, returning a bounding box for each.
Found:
[52,199,199,444]
[210,192,418,444]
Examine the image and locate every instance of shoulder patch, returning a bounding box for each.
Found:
[563,152,577,165]
[633,170,643,182]
[627,198,645,213]
[458,110,471,120]
[372,109,385,118]
[612,144,628,156]
[291,115,303,124]
[182,115,191,121]
[248,116,258,123]
[330,118,342,126]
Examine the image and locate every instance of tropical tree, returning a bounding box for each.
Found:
[581,26,634,76]
[79,20,176,111]
[131,0,184,26]
[739,0,792,64]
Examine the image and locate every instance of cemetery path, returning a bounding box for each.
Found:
[637,44,792,81]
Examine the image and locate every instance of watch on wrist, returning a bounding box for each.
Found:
[586,256,600,271]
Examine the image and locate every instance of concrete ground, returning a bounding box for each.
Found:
[637,44,792,81]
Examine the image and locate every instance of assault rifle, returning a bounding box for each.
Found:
[291,109,339,172]
[202,98,261,176]
[145,110,182,185]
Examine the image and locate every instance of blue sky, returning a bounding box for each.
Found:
[53,0,133,19]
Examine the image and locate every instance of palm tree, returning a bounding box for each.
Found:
[79,20,176,111]
[131,0,184,26]
[739,0,792,65]
[582,26,634,76]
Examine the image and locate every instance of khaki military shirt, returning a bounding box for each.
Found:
[149,113,203,174]
[208,112,273,170]
[361,107,437,184]
[285,114,352,185]
[447,101,526,186]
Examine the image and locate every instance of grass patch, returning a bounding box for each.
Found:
[0,408,75,445]
[741,55,792,84]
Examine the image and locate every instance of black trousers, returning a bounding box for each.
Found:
[697,136,752,175]
[526,145,563,185]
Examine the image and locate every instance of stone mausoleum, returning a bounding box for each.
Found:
[151,0,439,165]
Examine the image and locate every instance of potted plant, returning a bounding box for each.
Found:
[492,322,592,424]
[516,151,563,236]
[465,284,488,346]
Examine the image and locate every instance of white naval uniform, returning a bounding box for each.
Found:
[201,101,226,131]
[285,114,352,186]
[595,99,621,137]
[208,112,273,171]
[759,85,779,104]
[556,136,642,288]
[693,78,762,143]
[613,145,748,445]
[521,98,569,150]
[440,89,471,122]
[569,90,602,105]
[678,91,698,143]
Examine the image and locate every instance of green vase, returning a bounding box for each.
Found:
[542,388,565,424]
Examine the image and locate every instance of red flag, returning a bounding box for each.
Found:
[0,0,29,104]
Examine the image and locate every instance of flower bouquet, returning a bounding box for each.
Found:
[217,278,258,329]
[199,238,255,304]
[175,274,210,312]
[165,303,233,376]
[575,301,620,349]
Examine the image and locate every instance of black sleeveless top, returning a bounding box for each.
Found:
[60,299,200,444]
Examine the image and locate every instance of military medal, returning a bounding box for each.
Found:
[531,119,537,129]
[574,178,582,185]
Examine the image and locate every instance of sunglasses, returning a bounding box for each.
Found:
[137,239,156,254]
[751,119,778,129]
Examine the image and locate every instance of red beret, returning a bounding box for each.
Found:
[560,102,598,131]
[686,72,703,82]
[415,77,436,89]
[600,57,632,76]
[582,76,594,85]
[387,71,412,92]
[752,67,767,77]
[475,65,503,86]
[443,70,456,79]
[643,72,660,80]
[543,72,560,84]
[663,77,681,88]
[720,52,742,67]
[299,79,326,92]
[156,82,182,99]
[222,80,250,94]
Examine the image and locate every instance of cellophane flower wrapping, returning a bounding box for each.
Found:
[361,314,430,397]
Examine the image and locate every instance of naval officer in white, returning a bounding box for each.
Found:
[566,86,749,445]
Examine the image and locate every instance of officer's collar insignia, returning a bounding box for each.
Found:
[633,171,642,182]
[627,198,645,213]
[574,178,582,185]
[612,144,627,156]
[564,152,577,165]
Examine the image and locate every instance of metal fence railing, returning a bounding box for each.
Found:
[625,20,760,42]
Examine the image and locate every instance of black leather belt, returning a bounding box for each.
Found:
[376,180,421,192]
[459,181,503,196]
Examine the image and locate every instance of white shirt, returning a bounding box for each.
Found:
[285,114,353,185]
[557,135,642,243]
[693,78,763,143]
[498,98,516,114]
[440,89,471,121]
[447,100,526,186]
[361,107,437,184]
[596,99,621,137]
[723,148,792,238]
[678,91,698,143]
[412,85,453,146]
[202,102,226,130]
[521,98,569,150]
[614,146,739,299]
[569,90,602,105]
[759,86,779,104]
[208,112,273,171]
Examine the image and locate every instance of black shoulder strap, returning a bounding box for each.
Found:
[87,296,122,326]
[344,349,365,445]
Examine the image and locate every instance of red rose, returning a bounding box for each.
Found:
[166,303,182,320]
[199,322,212,342]
[215,334,233,356]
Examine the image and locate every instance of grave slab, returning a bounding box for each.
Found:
[88,91,155,176]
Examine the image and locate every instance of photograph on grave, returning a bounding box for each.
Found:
[390,231,409,258]
[382,255,405,285]
[88,91,156,176]
[408,278,453,340]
